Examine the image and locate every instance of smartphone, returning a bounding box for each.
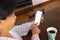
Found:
[34,11,43,25]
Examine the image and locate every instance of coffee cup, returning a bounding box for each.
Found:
[47,27,57,40]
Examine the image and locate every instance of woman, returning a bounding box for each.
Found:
[0,0,44,40]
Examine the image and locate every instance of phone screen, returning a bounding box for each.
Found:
[34,11,43,25]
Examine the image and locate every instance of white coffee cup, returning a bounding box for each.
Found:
[47,27,57,40]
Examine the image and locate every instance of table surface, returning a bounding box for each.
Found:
[39,8,60,40]
[22,8,60,40]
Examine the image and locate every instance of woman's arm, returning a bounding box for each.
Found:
[31,24,40,40]
[31,34,40,40]
[9,30,23,40]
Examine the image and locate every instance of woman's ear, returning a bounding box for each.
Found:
[0,20,5,25]
[0,20,2,25]
[0,20,3,35]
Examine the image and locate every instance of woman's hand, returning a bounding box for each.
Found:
[31,16,44,35]
[32,24,40,35]
[40,16,44,22]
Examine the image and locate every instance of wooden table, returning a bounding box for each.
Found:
[22,8,60,40]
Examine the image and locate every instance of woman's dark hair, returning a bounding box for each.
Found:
[0,0,16,20]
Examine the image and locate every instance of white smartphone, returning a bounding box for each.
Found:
[34,11,43,25]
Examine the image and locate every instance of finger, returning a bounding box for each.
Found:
[41,17,44,20]
[41,20,43,22]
